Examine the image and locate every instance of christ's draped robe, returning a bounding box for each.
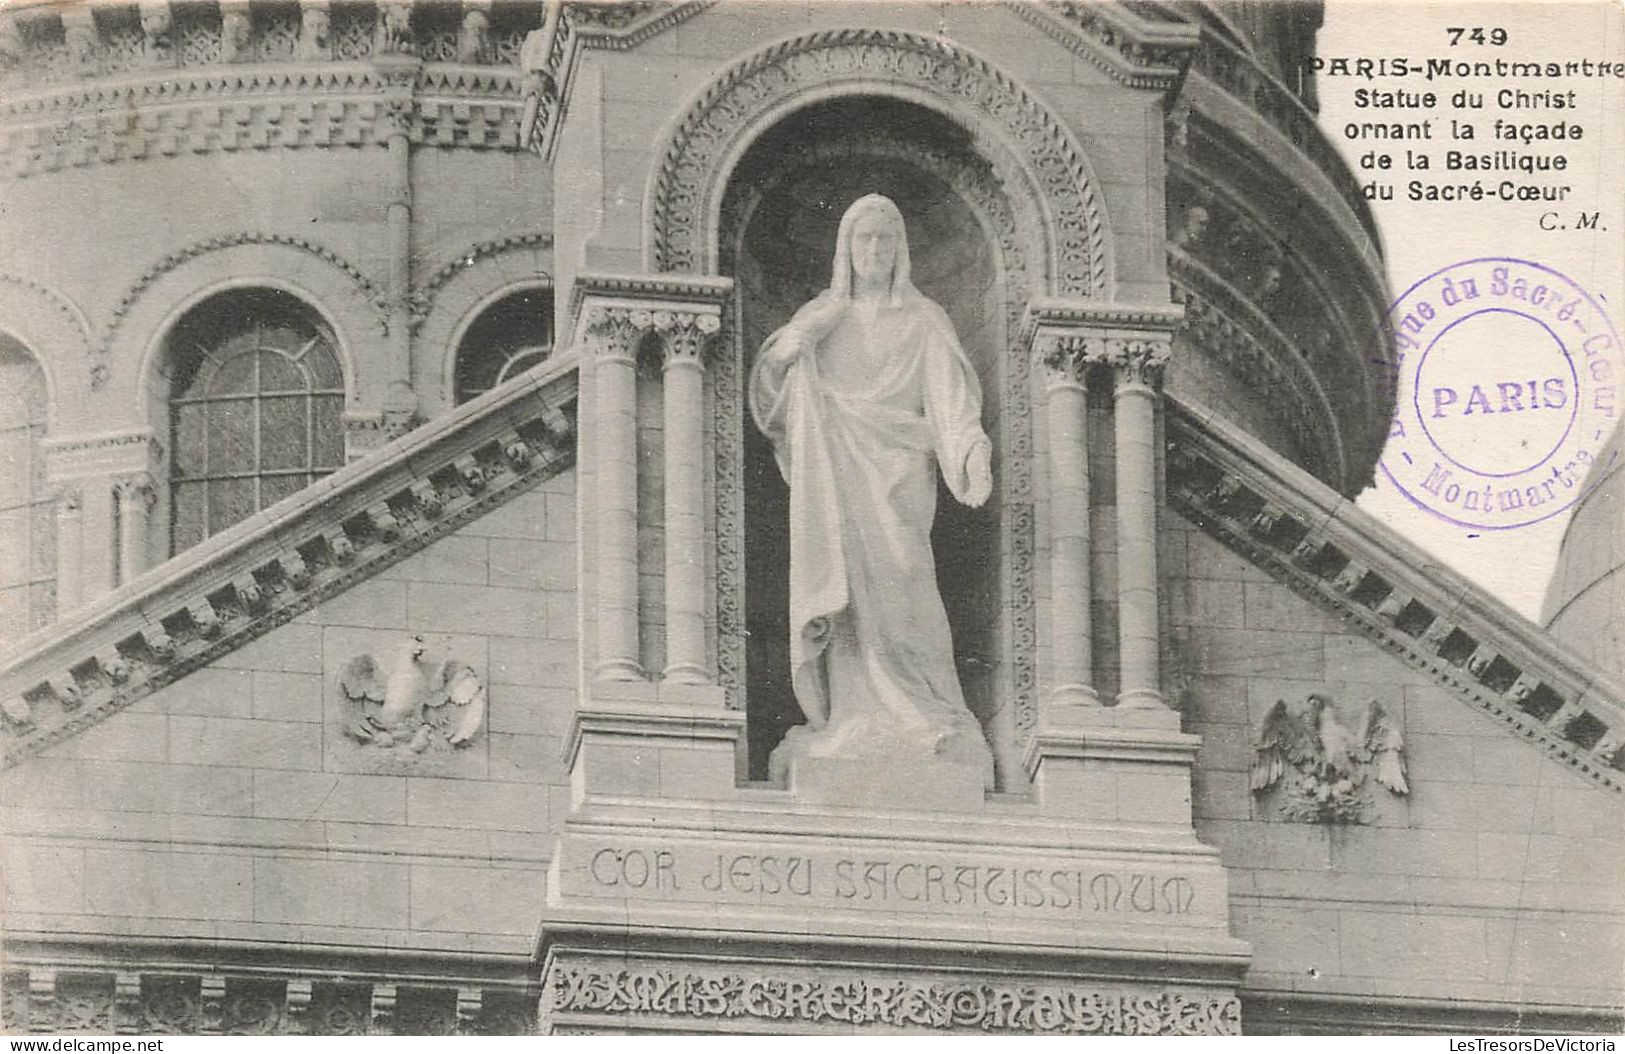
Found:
[750,284,996,787]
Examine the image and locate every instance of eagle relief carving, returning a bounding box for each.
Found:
[337,635,487,755]
[1250,693,1409,824]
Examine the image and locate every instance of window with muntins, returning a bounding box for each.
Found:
[0,340,54,645]
[453,286,553,405]
[167,292,344,554]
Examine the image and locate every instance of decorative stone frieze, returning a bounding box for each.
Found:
[2,964,536,1036]
[1166,402,1625,791]
[0,361,578,768]
[542,960,1240,1035]
[0,64,527,181]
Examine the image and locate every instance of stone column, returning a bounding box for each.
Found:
[585,306,646,680]
[1110,338,1172,710]
[54,485,83,614]
[375,25,420,441]
[657,309,722,683]
[1037,335,1098,707]
[115,473,157,588]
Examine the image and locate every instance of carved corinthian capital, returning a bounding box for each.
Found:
[655,309,722,370]
[115,472,159,510]
[1107,336,1173,389]
[1033,333,1101,390]
[581,306,652,364]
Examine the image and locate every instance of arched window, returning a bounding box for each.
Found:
[0,339,54,645]
[453,286,553,405]
[166,291,344,555]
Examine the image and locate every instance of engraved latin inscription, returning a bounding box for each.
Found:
[583,846,1197,916]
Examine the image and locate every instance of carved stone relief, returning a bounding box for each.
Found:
[1250,693,1409,823]
[337,634,487,755]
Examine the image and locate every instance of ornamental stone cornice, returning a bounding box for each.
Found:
[568,272,735,347]
[1167,399,1625,793]
[516,0,717,159]
[0,958,538,1035]
[42,427,162,480]
[1000,0,1201,91]
[0,62,527,180]
[0,359,579,766]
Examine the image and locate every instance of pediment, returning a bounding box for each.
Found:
[0,360,579,768]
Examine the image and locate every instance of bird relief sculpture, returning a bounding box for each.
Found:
[1250,693,1409,824]
[338,635,487,755]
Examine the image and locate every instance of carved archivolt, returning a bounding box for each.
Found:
[413,233,554,416]
[101,234,386,402]
[650,29,1111,297]
[0,272,89,418]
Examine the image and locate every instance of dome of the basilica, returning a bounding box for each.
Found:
[1542,420,1625,681]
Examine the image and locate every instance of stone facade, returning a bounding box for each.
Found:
[1,0,1621,1036]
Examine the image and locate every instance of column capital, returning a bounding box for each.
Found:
[657,309,723,371]
[1107,335,1174,390]
[572,274,732,366]
[1032,333,1099,391]
[114,471,158,509]
[44,428,163,483]
[54,484,83,513]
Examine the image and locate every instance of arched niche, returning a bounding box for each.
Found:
[720,96,1038,788]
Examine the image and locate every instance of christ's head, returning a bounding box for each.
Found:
[831,194,912,303]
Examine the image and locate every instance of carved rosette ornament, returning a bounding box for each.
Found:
[543,964,1240,1035]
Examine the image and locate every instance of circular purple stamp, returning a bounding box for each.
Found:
[1380,256,1622,530]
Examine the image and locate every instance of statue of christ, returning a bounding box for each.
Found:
[749,194,996,787]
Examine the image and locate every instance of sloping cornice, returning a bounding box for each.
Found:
[1167,400,1625,793]
[1001,0,1200,90]
[520,0,717,159]
[0,357,580,767]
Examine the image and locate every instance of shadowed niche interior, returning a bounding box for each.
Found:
[720,96,1010,782]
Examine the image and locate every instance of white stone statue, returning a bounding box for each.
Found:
[749,194,996,788]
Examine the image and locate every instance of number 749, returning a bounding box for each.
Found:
[1446,26,1509,45]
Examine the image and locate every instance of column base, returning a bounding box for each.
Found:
[1116,687,1169,711]
[661,662,710,684]
[1050,683,1102,707]
[592,659,645,681]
